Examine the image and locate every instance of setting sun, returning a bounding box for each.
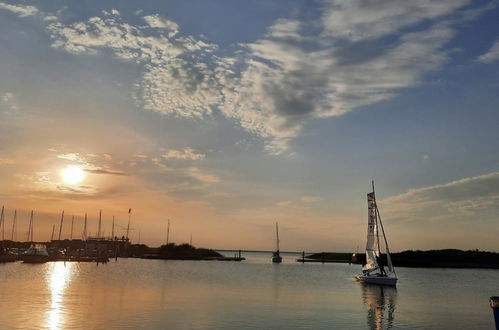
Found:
[60,166,85,184]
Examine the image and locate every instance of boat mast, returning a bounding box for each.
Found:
[83,213,87,240]
[58,210,64,241]
[27,211,32,242]
[111,216,115,239]
[166,219,170,245]
[126,209,131,242]
[372,181,381,256]
[372,181,396,276]
[97,209,102,238]
[276,221,280,252]
[70,215,74,240]
[11,210,17,241]
[0,206,4,242]
[29,210,34,243]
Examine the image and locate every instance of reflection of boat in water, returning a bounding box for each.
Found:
[22,244,50,263]
[356,181,397,286]
[271,222,282,263]
[362,284,397,330]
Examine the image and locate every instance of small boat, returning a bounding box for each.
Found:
[21,211,50,263]
[22,244,50,263]
[271,222,282,263]
[356,181,397,286]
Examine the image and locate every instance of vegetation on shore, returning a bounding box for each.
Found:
[307,249,499,269]
[133,243,224,259]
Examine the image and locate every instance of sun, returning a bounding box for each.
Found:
[60,166,85,184]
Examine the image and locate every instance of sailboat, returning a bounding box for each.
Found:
[355,182,397,286]
[21,210,50,263]
[271,222,282,263]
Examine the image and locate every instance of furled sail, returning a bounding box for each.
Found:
[363,192,379,272]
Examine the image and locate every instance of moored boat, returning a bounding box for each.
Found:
[22,244,50,263]
[271,222,282,263]
[356,181,397,286]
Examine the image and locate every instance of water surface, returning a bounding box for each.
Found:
[0,252,496,329]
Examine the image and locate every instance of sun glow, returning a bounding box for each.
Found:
[60,166,85,184]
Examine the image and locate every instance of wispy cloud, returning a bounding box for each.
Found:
[382,172,499,219]
[84,168,128,176]
[1,91,17,112]
[220,1,480,153]
[0,2,38,17]
[186,167,220,183]
[477,40,499,63]
[162,148,205,160]
[0,158,15,165]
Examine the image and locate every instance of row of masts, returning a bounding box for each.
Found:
[0,206,19,241]
[0,206,133,243]
[0,207,190,246]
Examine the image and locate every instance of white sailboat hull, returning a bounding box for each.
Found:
[355,274,397,286]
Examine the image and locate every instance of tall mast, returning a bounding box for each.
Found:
[58,210,64,241]
[166,219,170,245]
[0,206,4,242]
[97,209,102,238]
[126,208,131,242]
[30,211,34,242]
[27,211,33,242]
[111,216,115,239]
[83,213,87,240]
[375,200,396,275]
[276,221,280,252]
[70,215,74,240]
[11,210,16,241]
[372,181,381,256]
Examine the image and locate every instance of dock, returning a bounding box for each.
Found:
[296,258,351,263]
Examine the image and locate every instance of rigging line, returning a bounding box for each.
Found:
[375,197,397,276]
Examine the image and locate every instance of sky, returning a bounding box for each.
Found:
[0,0,498,252]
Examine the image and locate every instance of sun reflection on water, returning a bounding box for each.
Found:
[46,262,73,330]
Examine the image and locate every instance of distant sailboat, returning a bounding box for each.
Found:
[356,182,397,286]
[272,222,282,263]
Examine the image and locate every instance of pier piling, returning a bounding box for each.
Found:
[490,297,499,330]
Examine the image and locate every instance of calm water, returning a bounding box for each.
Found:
[0,252,497,329]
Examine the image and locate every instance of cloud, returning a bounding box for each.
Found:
[143,14,179,33]
[162,148,205,160]
[46,11,223,118]
[477,40,499,63]
[422,154,430,160]
[186,167,220,183]
[0,158,15,165]
[1,92,17,111]
[41,2,493,153]
[320,0,470,41]
[382,172,499,219]
[1,92,13,102]
[0,2,38,17]
[218,0,493,153]
[57,152,88,163]
[84,168,128,176]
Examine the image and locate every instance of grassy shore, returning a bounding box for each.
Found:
[307,249,499,269]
